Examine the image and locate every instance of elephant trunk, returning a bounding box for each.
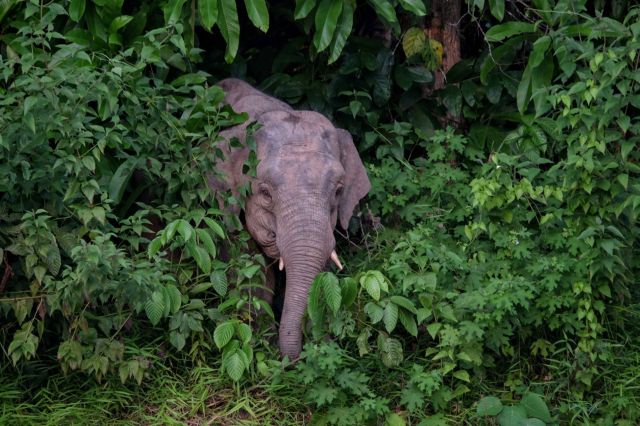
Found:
[276,198,333,360]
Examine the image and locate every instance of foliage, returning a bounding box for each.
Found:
[477,393,553,425]
[0,1,270,383]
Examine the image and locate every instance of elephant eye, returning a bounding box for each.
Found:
[335,185,343,198]
[260,187,272,200]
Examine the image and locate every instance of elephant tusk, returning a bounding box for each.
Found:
[330,251,343,270]
[279,258,285,271]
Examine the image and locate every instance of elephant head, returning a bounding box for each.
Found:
[209,79,370,359]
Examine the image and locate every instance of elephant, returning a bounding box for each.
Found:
[208,78,370,360]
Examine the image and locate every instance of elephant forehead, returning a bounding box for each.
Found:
[257,113,339,152]
[258,152,344,187]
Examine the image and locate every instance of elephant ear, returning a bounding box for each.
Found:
[207,125,250,214]
[337,129,371,230]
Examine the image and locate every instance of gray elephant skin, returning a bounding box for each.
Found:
[209,78,370,360]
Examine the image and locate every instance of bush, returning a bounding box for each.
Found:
[0,3,268,382]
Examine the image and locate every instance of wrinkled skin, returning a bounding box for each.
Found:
[209,79,370,359]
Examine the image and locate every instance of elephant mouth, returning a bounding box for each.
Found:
[261,241,280,259]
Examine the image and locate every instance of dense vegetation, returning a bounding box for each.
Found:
[1,0,639,424]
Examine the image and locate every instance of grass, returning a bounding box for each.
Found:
[0,353,310,425]
[2,305,639,425]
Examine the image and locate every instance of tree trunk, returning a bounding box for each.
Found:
[425,0,462,90]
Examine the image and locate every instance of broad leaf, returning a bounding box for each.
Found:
[108,159,135,204]
[398,0,426,16]
[321,272,341,314]
[244,0,269,32]
[69,0,86,22]
[198,0,218,31]
[165,285,182,314]
[364,302,384,324]
[313,0,343,53]
[521,393,552,422]
[383,302,398,333]
[196,228,216,258]
[214,321,235,349]
[398,309,418,337]
[218,0,240,63]
[369,0,398,29]
[488,0,505,21]
[145,291,165,326]
[211,270,228,296]
[188,242,211,274]
[390,295,417,313]
[294,0,317,19]
[497,405,527,426]
[163,0,187,25]
[477,396,503,416]
[328,0,354,64]
[203,217,225,239]
[486,21,537,42]
[224,350,245,381]
[235,322,252,344]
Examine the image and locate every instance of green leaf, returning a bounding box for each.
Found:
[214,321,235,349]
[164,0,187,25]
[69,0,86,22]
[170,331,186,351]
[313,0,343,53]
[480,35,524,84]
[426,322,441,339]
[497,405,527,426]
[517,60,533,114]
[364,302,384,324]
[177,219,194,242]
[369,0,398,30]
[165,285,182,314]
[398,0,426,16]
[224,350,245,381]
[145,291,165,326]
[218,0,240,63]
[377,333,403,367]
[398,309,418,337]
[360,271,388,300]
[321,272,341,314]
[402,27,426,58]
[244,0,268,32]
[356,328,371,356]
[528,35,551,68]
[328,0,354,64]
[453,370,470,383]
[340,277,357,307]
[522,419,546,426]
[308,274,325,337]
[203,217,225,239]
[211,270,228,296]
[196,228,217,257]
[521,393,552,422]
[486,21,536,42]
[199,0,218,31]
[617,173,629,190]
[108,159,135,204]
[390,295,417,314]
[488,0,504,21]
[188,242,212,274]
[109,15,133,33]
[294,0,317,19]
[385,412,406,426]
[383,302,398,333]
[148,237,163,258]
[477,396,503,416]
[235,322,252,344]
